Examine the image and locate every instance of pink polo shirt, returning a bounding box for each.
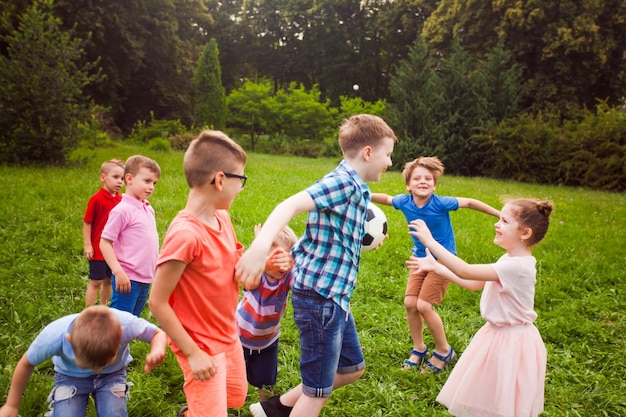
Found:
[101,194,159,284]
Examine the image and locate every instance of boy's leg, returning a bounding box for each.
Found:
[404,271,428,366]
[417,271,452,369]
[92,368,129,417]
[85,279,102,307]
[244,340,279,400]
[48,373,92,417]
[100,277,112,306]
[110,276,140,315]
[86,261,108,307]
[132,282,151,317]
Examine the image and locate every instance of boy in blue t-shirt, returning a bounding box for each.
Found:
[237,114,397,417]
[0,306,166,417]
[372,156,500,373]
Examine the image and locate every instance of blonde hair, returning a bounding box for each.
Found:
[338,114,397,158]
[124,155,161,181]
[402,156,444,184]
[100,158,124,174]
[274,225,298,250]
[70,306,121,368]
[506,198,553,246]
[183,130,247,188]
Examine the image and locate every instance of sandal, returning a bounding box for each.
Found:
[422,346,456,374]
[401,347,429,370]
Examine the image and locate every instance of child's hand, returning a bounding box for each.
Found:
[408,219,434,244]
[187,349,217,381]
[0,404,19,417]
[114,272,132,293]
[236,248,265,290]
[84,244,94,260]
[144,330,166,373]
[405,250,437,274]
[266,248,293,272]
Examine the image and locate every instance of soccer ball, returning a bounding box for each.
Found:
[362,202,388,252]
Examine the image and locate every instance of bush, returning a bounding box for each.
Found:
[168,132,196,151]
[128,115,187,143]
[147,138,172,152]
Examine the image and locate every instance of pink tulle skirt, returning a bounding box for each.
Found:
[437,322,546,417]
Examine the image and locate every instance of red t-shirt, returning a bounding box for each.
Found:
[83,188,122,260]
[157,210,243,354]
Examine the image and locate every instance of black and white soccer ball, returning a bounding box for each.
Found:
[362,202,388,252]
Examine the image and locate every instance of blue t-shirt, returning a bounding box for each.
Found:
[292,160,370,311]
[26,308,158,378]
[392,194,459,257]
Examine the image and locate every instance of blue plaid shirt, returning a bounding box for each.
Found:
[291,160,371,311]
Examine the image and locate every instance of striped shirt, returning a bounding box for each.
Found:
[292,160,370,311]
[236,271,294,350]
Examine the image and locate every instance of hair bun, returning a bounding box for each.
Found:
[537,201,553,217]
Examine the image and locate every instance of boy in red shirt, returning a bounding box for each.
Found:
[82,158,124,306]
[149,130,248,417]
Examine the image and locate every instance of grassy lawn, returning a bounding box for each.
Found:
[0,142,624,416]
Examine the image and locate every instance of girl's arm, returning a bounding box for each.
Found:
[406,254,485,291]
[0,353,36,417]
[148,261,216,381]
[409,220,499,282]
[457,197,500,218]
[371,193,393,206]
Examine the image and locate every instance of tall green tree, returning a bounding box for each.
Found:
[193,38,226,129]
[0,1,101,164]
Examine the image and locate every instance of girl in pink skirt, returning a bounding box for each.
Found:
[407,198,553,417]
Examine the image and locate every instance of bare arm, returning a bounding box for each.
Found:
[148,261,216,381]
[457,198,500,218]
[409,220,499,282]
[143,329,166,373]
[0,353,36,417]
[406,254,485,291]
[83,222,94,260]
[236,191,314,290]
[100,238,131,293]
[371,193,393,206]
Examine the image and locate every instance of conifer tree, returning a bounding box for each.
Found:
[193,38,226,130]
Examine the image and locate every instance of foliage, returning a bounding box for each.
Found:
[0,145,624,417]
[127,115,187,144]
[471,104,626,192]
[193,38,226,130]
[0,1,101,165]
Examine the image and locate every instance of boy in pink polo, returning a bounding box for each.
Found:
[101,155,161,317]
[149,130,248,417]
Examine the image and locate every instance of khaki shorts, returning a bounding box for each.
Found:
[405,267,449,305]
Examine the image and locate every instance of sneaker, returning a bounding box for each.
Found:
[249,395,293,417]
[176,405,188,417]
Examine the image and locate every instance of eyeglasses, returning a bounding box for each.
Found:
[211,172,247,188]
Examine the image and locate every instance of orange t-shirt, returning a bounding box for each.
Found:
[157,210,243,354]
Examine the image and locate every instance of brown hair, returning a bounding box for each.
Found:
[124,155,161,181]
[100,158,124,174]
[402,156,445,184]
[338,114,397,158]
[183,130,247,188]
[69,306,122,368]
[507,198,553,246]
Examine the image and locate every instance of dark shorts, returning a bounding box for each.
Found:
[89,260,112,280]
[243,339,279,388]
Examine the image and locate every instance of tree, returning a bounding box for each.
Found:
[0,1,101,164]
[193,38,226,129]
[226,79,274,151]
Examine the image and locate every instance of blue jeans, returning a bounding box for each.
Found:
[110,276,150,317]
[46,368,130,417]
[291,289,365,398]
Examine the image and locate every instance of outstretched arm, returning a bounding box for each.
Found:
[236,191,314,290]
[409,220,499,282]
[371,193,393,206]
[143,329,167,373]
[0,353,36,417]
[406,253,484,291]
[457,198,500,218]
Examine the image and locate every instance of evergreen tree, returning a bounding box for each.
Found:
[193,38,226,130]
[0,1,101,164]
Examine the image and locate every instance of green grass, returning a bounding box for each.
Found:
[0,142,624,416]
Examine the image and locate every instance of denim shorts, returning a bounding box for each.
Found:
[46,368,130,417]
[291,289,365,398]
[110,276,150,317]
[243,339,279,388]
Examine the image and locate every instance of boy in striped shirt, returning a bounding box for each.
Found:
[236,224,298,401]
